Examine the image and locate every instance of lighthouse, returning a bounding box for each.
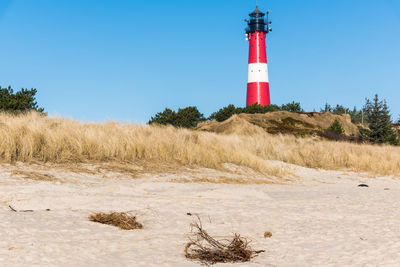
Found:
[245,6,272,106]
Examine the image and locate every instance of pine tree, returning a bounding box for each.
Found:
[148,106,205,128]
[175,106,205,128]
[328,119,345,135]
[321,103,332,113]
[0,86,44,113]
[148,108,177,126]
[281,101,303,113]
[363,94,399,145]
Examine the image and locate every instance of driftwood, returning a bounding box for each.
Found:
[185,214,265,265]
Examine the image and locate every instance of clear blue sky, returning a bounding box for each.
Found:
[1,0,399,122]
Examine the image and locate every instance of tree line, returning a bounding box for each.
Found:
[149,101,303,127]
[149,95,399,146]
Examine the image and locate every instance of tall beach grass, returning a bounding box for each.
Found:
[0,112,399,176]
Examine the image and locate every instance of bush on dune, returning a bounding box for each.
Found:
[328,119,345,135]
[209,102,302,122]
[0,86,44,113]
[148,106,205,128]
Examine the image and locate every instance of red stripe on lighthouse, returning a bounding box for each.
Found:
[247,31,270,106]
[247,82,270,106]
[248,32,267,64]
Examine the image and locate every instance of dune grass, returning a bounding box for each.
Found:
[11,170,60,182]
[0,112,400,177]
[169,177,284,185]
[0,112,284,177]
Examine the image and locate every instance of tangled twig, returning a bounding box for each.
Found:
[185,214,265,265]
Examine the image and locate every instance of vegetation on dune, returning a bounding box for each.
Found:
[152,102,303,125]
[2,84,396,146]
[0,85,399,176]
[209,104,238,122]
[150,94,399,146]
[0,112,400,176]
[148,106,205,128]
[320,103,363,124]
[328,119,345,135]
[0,112,285,176]
[360,94,399,145]
[321,119,348,141]
[280,101,304,113]
[209,102,302,122]
[0,86,44,113]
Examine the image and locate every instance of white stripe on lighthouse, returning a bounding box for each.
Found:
[248,63,269,83]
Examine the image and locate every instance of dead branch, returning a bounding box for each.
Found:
[185,215,265,265]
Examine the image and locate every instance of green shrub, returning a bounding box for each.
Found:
[209,104,238,122]
[148,106,204,128]
[0,86,44,113]
[175,106,205,128]
[328,119,345,135]
[209,103,282,122]
[148,108,177,126]
[151,101,304,126]
[238,103,281,114]
[281,101,303,113]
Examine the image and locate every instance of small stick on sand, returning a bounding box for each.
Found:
[8,205,17,212]
[8,205,35,212]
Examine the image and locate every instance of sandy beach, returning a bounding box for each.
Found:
[1,163,400,266]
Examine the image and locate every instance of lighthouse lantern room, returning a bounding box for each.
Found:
[245,6,272,106]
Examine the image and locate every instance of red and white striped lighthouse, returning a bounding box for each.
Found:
[245,7,272,106]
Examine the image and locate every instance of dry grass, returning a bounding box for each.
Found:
[249,134,400,176]
[185,216,264,265]
[11,170,60,182]
[264,232,272,238]
[0,112,400,176]
[170,177,283,185]
[96,162,143,175]
[0,112,284,177]
[89,212,143,230]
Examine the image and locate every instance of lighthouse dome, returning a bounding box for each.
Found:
[249,6,265,18]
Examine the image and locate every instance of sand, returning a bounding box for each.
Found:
[1,163,400,267]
